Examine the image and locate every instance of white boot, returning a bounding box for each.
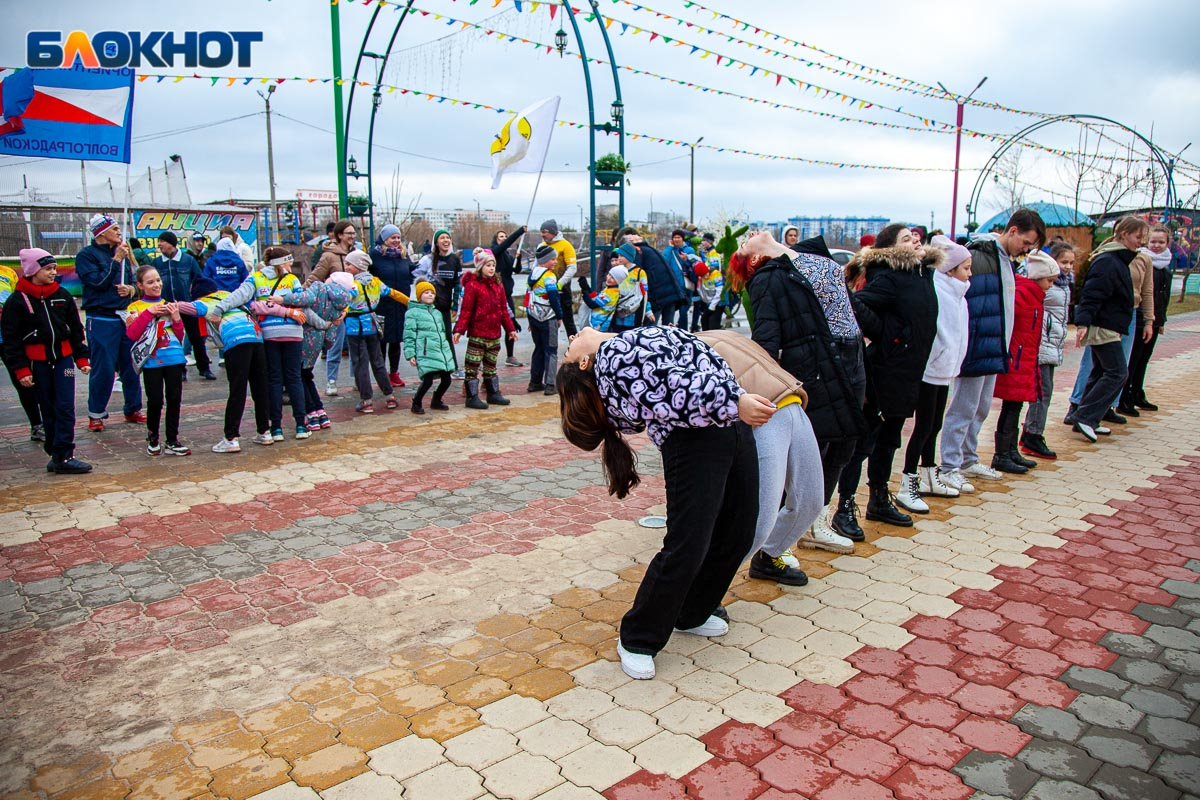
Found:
[797,503,855,554]
[919,466,959,498]
[940,467,975,494]
[894,473,930,513]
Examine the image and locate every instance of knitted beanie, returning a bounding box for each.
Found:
[414,280,436,299]
[615,243,638,263]
[19,248,55,277]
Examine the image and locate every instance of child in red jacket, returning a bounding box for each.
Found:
[991,252,1062,474]
[1,249,93,474]
[454,248,517,410]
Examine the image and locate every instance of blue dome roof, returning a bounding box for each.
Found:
[976,202,1094,232]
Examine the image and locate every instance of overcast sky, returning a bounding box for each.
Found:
[4,0,1198,236]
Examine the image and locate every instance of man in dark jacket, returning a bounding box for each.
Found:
[153,231,214,379]
[74,213,144,432]
[938,208,1044,491]
[624,232,686,325]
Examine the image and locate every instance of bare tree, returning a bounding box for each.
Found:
[1090,140,1151,222]
[402,215,433,253]
[451,213,487,250]
[990,149,1027,218]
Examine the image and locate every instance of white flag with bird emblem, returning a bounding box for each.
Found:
[490,96,560,189]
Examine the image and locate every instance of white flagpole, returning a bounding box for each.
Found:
[512,167,546,272]
[122,162,132,286]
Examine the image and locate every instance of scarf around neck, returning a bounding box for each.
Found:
[1141,246,1173,270]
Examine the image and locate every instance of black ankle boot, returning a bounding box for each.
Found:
[1103,407,1127,425]
[1019,433,1057,460]
[748,551,809,586]
[1010,447,1037,469]
[464,379,489,410]
[1134,392,1158,411]
[991,450,1029,474]
[831,496,865,541]
[865,487,913,527]
[1116,394,1140,417]
[1063,403,1078,425]
[485,376,511,406]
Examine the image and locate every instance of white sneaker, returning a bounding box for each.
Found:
[962,463,1002,481]
[675,615,729,637]
[185,354,197,366]
[211,438,241,453]
[940,468,976,494]
[1075,422,1098,442]
[252,432,274,446]
[1095,425,1111,436]
[616,642,655,680]
[797,506,855,554]
[217,358,225,367]
[779,549,800,568]
[326,380,339,397]
[919,466,960,497]
[894,473,930,513]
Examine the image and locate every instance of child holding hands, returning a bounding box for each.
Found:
[126,265,191,456]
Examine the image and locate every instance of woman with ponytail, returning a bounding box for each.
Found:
[558,326,775,681]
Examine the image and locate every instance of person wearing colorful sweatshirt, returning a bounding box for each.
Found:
[454,248,517,410]
[208,247,314,440]
[2,250,92,474]
[342,250,409,413]
[692,261,725,331]
[279,272,353,431]
[0,261,43,441]
[126,265,191,456]
[404,280,455,414]
[576,265,626,332]
[526,245,566,394]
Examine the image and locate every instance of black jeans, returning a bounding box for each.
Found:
[1124,313,1158,404]
[143,363,185,444]
[904,382,949,473]
[301,367,324,415]
[1077,340,1129,428]
[838,400,906,495]
[438,307,458,370]
[560,281,578,337]
[224,343,270,440]
[181,314,210,372]
[265,340,306,428]
[994,399,1023,454]
[620,422,759,656]
[413,371,452,405]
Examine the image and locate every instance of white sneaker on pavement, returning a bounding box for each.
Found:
[211,438,241,453]
[918,466,960,497]
[252,432,274,446]
[616,642,655,680]
[797,505,855,554]
[326,380,339,397]
[894,473,930,513]
[674,615,729,637]
[962,462,1002,481]
[940,468,976,494]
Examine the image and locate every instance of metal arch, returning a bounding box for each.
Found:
[967,114,1176,229]
[342,0,418,244]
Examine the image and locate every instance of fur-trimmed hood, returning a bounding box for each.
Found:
[849,245,944,275]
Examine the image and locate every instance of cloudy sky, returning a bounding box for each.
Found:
[3,0,1198,236]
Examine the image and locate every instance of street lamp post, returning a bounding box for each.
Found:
[257,84,278,245]
[1164,143,1192,227]
[689,136,704,224]
[937,77,987,238]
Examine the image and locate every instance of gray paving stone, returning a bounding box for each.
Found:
[1186,560,1200,573]
[1070,695,1144,729]
[1163,580,1200,600]
[1139,716,1200,753]
[1102,632,1163,659]
[1146,624,1200,653]
[1088,763,1180,800]
[1164,649,1200,676]
[1122,686,1192,720]
[1016,739,1102,783]
[1077,728,1162,770]
[1176,599,1200,618]
[1026,778,1102,800]
[1013,705,1090,743]
[219,563,263,582]
[1113,656,1179,689]
[1135,603,1193,628]
[1062,667,1131,698]
[112,562,159,577]
[0,609,34,632]
[22,578,68,596]
[1153,752,1200,794]
[80,586,132,606]
[126,582,180,604]
[61,562,112,579]
[120,570,169,590]
[952,751,1040,798]
[25,590,80,614]
[0,581,17,598]
[32,607,89,629]
[1178,676,1200,702]
[166,565,215,586]
[144,545,193,563]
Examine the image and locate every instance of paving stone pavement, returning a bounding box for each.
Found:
[2,324,1200,799]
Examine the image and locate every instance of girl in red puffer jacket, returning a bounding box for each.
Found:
[454,248,517,410]
[991,251,1062,474]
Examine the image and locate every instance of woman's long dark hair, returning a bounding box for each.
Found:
[557,361,640,498]
[874,223,909,249]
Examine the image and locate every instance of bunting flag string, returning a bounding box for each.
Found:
[55,67,964,172]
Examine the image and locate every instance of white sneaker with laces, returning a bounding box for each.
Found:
[211,438,241,454]
[185,354,197,366]
[326,380,339,397]
[779,549,800,568]
[616,642,655,680]
[674,615,729,637]
[962,462,1002,481]
[252,432,275,446]
[1095,425,1111,436]
[940,468,976,494]
[918,466,960,497]
[894,473,930,513]
[797,506,855,554]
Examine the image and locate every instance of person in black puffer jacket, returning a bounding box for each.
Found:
[491,225,527,366]
[370,224,415,387]
[837,224,940,528]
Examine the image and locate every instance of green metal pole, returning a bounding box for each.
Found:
[331,2,348,218]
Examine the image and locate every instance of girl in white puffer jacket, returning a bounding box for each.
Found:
[1020,243,1074,459]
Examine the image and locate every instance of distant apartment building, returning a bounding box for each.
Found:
[782,216,891,243]
[407,207,510,231]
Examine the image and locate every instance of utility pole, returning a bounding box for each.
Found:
[937,77,987,238]
[331,3,348,218]
[259,84,278,246]
[473,198,481,248]
[689,136,704,224]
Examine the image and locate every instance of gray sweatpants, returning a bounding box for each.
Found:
[940,373,997,471]
[1022,365,1056,436]
[749,403,825,559]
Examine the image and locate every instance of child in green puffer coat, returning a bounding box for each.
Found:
[403,280,455,414]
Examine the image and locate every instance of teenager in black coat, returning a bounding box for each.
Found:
[491,225,527,365]
[370,225,415,385]
[837,224,940,527]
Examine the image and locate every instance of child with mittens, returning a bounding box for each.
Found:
[692,261,725,331]
[404,280,455,414]
[125,265,191,456]
[991,251,1061,473]
[342,250,409,413]
[454,248,517,410]
[2,249,92,474]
